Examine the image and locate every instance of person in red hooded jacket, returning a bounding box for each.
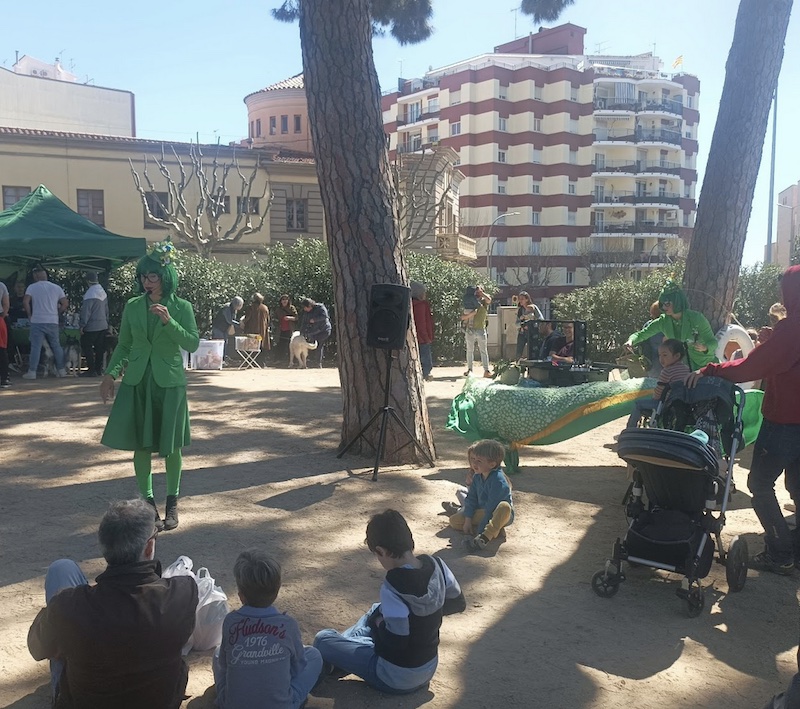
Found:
[411,281,434,381]
[688,265,800,575]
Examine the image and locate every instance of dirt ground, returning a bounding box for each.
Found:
[1,364,798,709]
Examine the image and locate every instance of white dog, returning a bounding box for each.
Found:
[289,331,318,369]
[63,342,81,376]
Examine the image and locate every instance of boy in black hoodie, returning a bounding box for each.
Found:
[314,510,465,694]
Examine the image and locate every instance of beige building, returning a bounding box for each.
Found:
[0,127,324,258]
[0,56,135,137]
[773,182,799,267]
[380,23,699,306]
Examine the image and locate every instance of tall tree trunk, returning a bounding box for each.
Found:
[683,0,793,332]
[298,0,435,464]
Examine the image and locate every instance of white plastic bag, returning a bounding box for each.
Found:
[190,567,230,652]
[162,557,229,653]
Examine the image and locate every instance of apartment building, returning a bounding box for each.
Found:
[773,181,800,267]
[381,23,699,305]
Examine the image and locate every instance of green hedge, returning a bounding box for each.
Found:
[47,240,484,363]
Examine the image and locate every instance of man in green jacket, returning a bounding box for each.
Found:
[625,281,717,371]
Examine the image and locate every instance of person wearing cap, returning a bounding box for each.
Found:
[22,266,69,379]
[624,280,717,371]
[79,272,109,378]
[100,241,199,532]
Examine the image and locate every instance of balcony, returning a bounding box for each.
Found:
[593,191,681,206]
[591,221,681,235]
[593,159,682,176]
[593,98,638,112]
[639,99,683,116]
[593,128,682,146]
[397,138,443,154]
[435,232,477,263]
[396,109,440,127]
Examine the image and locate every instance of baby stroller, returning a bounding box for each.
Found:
[591,376,748,617]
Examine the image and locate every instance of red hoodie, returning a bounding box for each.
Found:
[700,265,800,424]
[412,298,434,345]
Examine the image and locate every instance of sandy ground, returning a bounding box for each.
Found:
[0,364,798,709]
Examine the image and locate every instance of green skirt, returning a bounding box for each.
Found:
[101,367,190,457]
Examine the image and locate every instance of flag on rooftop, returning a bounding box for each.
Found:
[672,55,684,69]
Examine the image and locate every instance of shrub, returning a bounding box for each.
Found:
[731,263,783,328]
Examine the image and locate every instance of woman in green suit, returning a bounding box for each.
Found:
[100,241,199,530]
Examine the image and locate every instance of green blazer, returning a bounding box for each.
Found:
[105,294,200,387]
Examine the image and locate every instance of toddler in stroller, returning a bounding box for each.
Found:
[592,376,748,617]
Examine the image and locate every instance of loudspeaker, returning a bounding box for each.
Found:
[367,283,411,350]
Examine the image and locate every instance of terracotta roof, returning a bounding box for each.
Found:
[244,73,304,101]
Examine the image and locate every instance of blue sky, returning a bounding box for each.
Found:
[2,0,797,266]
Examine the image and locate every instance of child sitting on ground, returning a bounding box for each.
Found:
[214,549,322,709]
[314,509,465,695]
[625,338,692,429]
[448,439,514,552]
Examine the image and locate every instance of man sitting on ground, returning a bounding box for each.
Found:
[28,499,198,708]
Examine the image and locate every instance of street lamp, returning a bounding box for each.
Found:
[485,211,520,284]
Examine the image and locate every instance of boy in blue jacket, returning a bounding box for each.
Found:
[448,439,514,552]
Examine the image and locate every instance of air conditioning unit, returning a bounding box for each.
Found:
[666,210,678,220]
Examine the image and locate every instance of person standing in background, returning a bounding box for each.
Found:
[299,297,332,368]
[0,279,9,387]
[23,265,69,380]
[241,293,271,364]
[411,281,434,381]
[79,272,109,378]
[274,295,298,367]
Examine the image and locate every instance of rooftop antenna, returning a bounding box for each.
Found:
[594,41,611,55]
[397,58,403,77]
[56,48,66,63]
[510,6,518,38]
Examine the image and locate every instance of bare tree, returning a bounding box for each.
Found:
[130,142,273,257]
[503,242,558,293]
[577,237,642,285]
[392,146,462,248]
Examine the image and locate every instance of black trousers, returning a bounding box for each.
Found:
[81,329,107,375]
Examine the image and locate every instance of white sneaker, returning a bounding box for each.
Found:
[57,368,67,378]
[22,371,37,380]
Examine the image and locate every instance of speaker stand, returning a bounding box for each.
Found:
[337,349,435,481]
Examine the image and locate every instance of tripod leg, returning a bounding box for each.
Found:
[337,408,383,458]
[387,409,435,467]
[372,407,392,481]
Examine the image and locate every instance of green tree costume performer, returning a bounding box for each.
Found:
[625,280,718,370]
[100,241,199,531]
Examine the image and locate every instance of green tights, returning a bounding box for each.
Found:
[133,449,182,499]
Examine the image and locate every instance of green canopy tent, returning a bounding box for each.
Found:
[0,185,147,274]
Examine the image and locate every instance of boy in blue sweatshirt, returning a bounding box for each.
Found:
[314,510,465,694]
[448,439,514,552]
[213,549,322,709]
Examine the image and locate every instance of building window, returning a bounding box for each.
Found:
[450,90,461,105]
[255,119,262,137]
[531,211,540,226]
[77,189,105,226]
[270,116,277,135]
[566,269,575,285]
[498,117,507,132]
[144,191,169,227]
[498,150,507,164]
[687,95,694,108]
[498,182,506,195]
[450,122,461,136]
[568,181,577,195]
[216,196,231,214]
[569,118,579,133]
[280,115,288,134]
[2,185,30,209]
[286,198,307,231]
[293,115,302,133]
[570,86,579,101]
[534,86,542,100]
[532,180,541,194]
[533,118,542,132]
[427,97,439,113]
[532,149,542,164]
[568,150,578,165]
[567,209,577,226]
[530,238,540,255]
[249,121,254,138]
[237,197,260,215]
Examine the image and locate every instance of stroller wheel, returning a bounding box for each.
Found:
[686,588,705,617]
[591,570,620,598]
[725,536,748,592]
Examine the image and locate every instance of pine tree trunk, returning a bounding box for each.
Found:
[298,0,435,464]
[683,0,793,333]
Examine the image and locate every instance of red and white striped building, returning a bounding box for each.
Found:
[381,23,699,308]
